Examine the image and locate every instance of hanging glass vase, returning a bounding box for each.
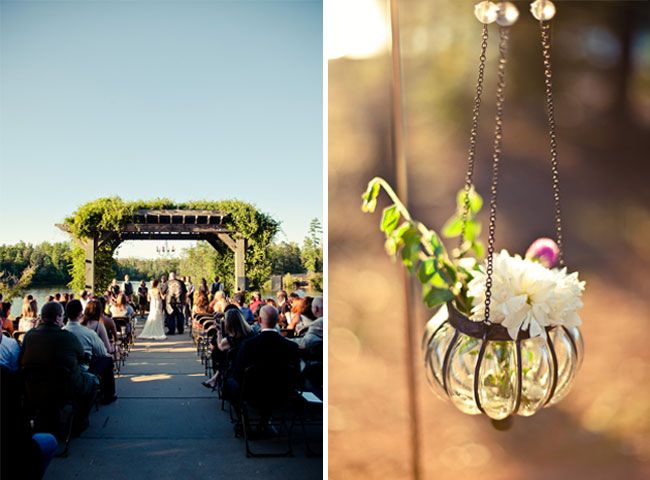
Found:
[423,301,583,427]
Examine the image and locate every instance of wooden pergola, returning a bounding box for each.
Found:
[56,209,247,294]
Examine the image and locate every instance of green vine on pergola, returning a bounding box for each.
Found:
[63,197,279,293]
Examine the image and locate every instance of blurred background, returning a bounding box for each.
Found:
[328,1,650,479]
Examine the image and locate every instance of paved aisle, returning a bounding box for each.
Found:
[46,323,322,480]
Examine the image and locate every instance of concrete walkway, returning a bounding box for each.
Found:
[45,321,322,480]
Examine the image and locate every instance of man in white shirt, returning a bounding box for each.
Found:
[64,300,116,404]
[79,290,90,311]
[0,332,20,371]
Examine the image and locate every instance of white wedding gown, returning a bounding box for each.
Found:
[139,294,166,340]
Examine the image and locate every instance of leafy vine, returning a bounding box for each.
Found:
[64,197,279,293]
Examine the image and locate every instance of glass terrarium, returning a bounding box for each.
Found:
[423,302,584,422]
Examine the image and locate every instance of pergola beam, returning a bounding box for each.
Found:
[55,209,247,294]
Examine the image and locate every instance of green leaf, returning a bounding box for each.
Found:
[471,240,485,258]
[422,284,454,308]
[464,219,481,243]
[396,224,419,246]
[417,259,436,283]
[430,231,444,257]
[456,188,483,214]
[441,260,458,284]
[361,180,381,213]
[380,205,400,235]
[442,215,463,238]
[400,231,421,272]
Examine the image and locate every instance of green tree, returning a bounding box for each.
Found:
[269,241,304,274]
[301,218,323,273]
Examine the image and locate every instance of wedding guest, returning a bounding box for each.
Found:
[1,302,14,335]
[192,292,211,315]
[137,281,148,317]
[18,299,39,332]
[64,300,116,404]
[80,290,90,310]
[233,293,254,325]
[248,292,263,315]
[0,329,20,371]
[211,291,229,314]
[83,299,113,354]
[109,279,120,296]
[20,301,99,435]
[122,275,134,303]
[201,308,254,390]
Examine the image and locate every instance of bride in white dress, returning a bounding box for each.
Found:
[138,279,166,340]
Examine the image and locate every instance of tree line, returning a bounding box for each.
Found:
[0,218,323,289]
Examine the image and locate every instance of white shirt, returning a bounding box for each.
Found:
[63,321,107,369]
[0,335,20,371]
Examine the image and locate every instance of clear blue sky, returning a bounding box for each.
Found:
[0,0,322,258]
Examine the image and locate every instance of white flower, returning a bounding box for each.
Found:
[467,249,585,340]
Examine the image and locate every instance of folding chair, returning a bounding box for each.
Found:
[296,362,323,456]
[21,364,77,457]
[238,364,298,457]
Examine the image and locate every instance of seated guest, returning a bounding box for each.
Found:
[1,302,14,335]
[276,290,291,326]
[0,330,20,371]
[210,291,229,314]
[97,296,119,344]
[192,291,211,315]
[293,296,324,353]
[64,300,117,404]
[201,307,254,390]
[83,300,113,354]
[232,293,254,325]
[225,306,300,427]
[19,298,39,332]
[110,293,135,320]
[248,292,263,315]
[265,298,278,308]
[287,297,316,332]
[19,301,99,435]
[296,296,321,337]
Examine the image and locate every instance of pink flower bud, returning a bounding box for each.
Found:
[525,238,559,268]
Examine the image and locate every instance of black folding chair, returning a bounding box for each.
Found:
[238,364,299,457]
[21,364,77,457]
[296,362,323,456]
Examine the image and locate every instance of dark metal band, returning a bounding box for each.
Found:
[441,329,460,395]
[446,301,553,341]
[473,331,488,415]
[544,334,559,405]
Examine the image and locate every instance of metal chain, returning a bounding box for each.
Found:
[540,21,565,266]
[459,24,489,249]
[483,26,510,325]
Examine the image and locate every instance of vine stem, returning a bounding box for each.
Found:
[369,177,471,306]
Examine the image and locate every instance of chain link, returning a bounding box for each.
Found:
[459,24,489,249]
[483,26,510,325]
[541,21,565,266]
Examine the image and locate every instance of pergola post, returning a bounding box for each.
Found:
[84,238,96,294]
[235,234,247,292]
